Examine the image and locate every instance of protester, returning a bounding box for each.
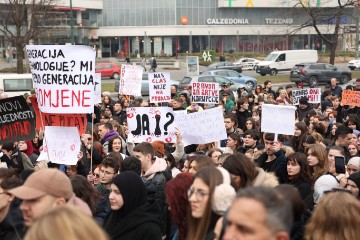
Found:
[24,206,108,240]
[207,148,223,167]
[103,172,162,239]
[223,153,279,191]
[165,173,193,240]
[188,155,214,175]
[286,152,312,203]
[98,123,120,155]
[305,192,360,240]
[8,169,91,228]
[1,143,34,171]
[255,133,287,183]
[347,172,360,199]
[306,143,329,183]
[187,167,235,240]
[223,187,292,240]
[0,169,25,240]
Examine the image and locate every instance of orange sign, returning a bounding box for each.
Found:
[341,90,360,107]
[30,97,87,135]
[181,16,188,25]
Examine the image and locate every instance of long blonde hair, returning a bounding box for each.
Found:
[24,206,109,240]
[305,192,360,240]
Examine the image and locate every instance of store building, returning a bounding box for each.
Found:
[97,0,357,57]
[0,0,357,58]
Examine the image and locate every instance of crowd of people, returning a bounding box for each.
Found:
[1,77,360,240]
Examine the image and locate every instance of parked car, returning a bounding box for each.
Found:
[95,63,121,79]
[178,75,252,94]
[348,59,360,70]
[200,69,257,89]
[201,62,242,73]
[114,73,179,96]
[290,63,352,85]
[233,58,261,70]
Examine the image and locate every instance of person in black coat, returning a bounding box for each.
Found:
[103,171,162,240]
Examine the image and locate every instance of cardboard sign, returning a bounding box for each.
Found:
[175,107,226,145]
[126,107,176,143]
[44,126,81,165]
[191,82,219,104]
[292,88,321,105]
[261,104,296,136]
[341,90,360,106]
[149,72,171,103]
[30,97,87,135]
[119,64,143,96]
[187,56,199,76]
[94,73,102,104]
[0,96,36,144]
[26,45,95,114]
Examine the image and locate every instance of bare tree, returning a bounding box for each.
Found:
[0,0,57,73]
[288,0,358,64]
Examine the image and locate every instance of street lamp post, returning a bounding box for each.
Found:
[70,0,74,44]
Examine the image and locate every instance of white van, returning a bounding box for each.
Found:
[0,74,33,97]
[256,50,318,76]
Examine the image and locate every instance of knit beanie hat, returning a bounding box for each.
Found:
[299,96,308,105]
[348,172,360,189]
[212,168,236,215]
[151,141,164,156]
[313,175,338,204]
[347,157,360,171]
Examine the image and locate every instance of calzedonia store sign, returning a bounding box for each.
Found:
[206,18,249,25]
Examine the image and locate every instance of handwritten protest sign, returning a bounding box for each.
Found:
[175,107,226,145]
[26,45,95,114]
[126,107,176,143]
[94,73,102,104]
[149,72,171,103]
[261,104,296,137]
[341,90,360,106]
[44,126,81,165]
[191,82,219,104]
[119,65,143,96]
[0,96,35,144]
[187,56,199,76]
[292,88,321,105]
[149,73,171,103]
[30,97,87,135]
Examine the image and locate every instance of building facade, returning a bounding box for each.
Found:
[0,0,357,58]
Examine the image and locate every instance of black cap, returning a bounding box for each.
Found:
[299,96,308,105]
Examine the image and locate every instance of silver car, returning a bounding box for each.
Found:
[114,73,179,96]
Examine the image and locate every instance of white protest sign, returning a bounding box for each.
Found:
[175,107,226,145]
[191,82,219,104]
[37,137,49,162]
[187,56,199,76]
[149,72,171,103]
[261,104,296,136]
[126,107,176,143]
[94,73,102,104]
[26,45,95,114]
[292,88,321,105]
[44,126,81,165]
[119,64,143,96]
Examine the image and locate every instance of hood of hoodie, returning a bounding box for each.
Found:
[143,157,167,178]
[101,130,119,144]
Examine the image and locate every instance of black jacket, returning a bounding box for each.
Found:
[104,200,162,240]
[256,150,287,184]
[0,199,25,240]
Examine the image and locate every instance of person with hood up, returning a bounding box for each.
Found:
[103,171,162,240]
[98,123,120,154]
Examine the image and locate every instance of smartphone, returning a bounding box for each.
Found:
[334,156,346,174]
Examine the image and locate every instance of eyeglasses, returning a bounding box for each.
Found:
[100,170,115,176]
[187,187,209,201]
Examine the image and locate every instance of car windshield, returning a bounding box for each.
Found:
[265,53,279,61]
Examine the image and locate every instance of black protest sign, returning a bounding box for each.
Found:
[0,96,36,144]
